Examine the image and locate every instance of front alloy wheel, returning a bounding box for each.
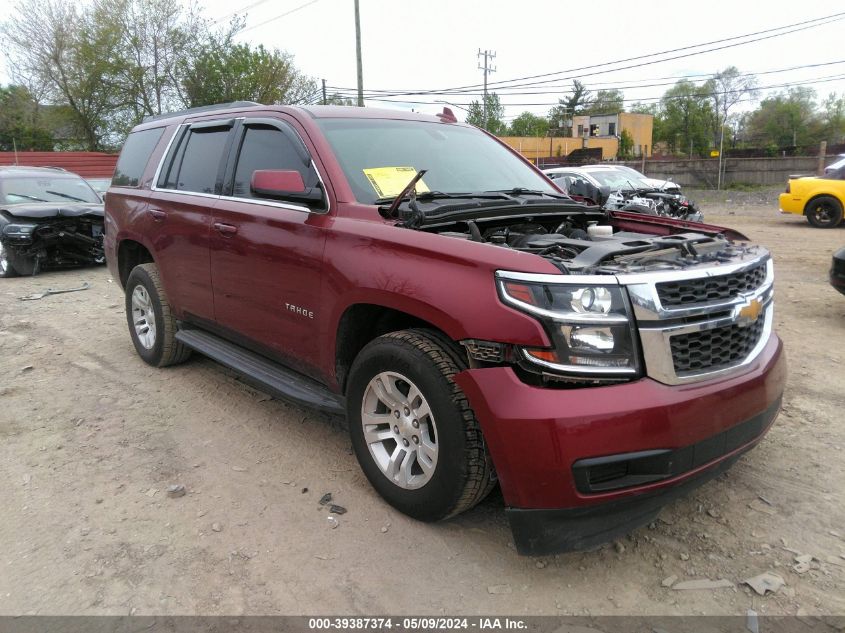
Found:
[361,371,439,490]
[347,329,496,522]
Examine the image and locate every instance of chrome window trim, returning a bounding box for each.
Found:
[150,119,331,215]
[150,122,188,192]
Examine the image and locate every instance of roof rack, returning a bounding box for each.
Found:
[142,101,264,123]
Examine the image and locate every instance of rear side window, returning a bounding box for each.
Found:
[113,127,165,187]
[232,125,317,198]
[173,128,231,194]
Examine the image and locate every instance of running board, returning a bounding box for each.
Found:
[175,328,345,416]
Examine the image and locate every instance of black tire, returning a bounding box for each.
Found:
[346,329,496,521]
[805,195,843,228]
[0,242,19,278]
[124,263,191,367]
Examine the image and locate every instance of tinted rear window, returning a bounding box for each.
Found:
[174,128,230,194]
[113,127,165,187]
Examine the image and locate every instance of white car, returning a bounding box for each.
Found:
[544,164,681,195]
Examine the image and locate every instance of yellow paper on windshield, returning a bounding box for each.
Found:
[363,166,430,199]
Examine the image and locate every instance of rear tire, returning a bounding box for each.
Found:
[124,263,191,367]
[805,195,843,228]
[346,329,495,521]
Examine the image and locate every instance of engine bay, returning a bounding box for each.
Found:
[427,213,755,275]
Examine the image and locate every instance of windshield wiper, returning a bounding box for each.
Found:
[488,187,570,198]
[6,192,47,202]
[46,190,87,202]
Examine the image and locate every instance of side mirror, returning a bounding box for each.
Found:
[251,169,324,203]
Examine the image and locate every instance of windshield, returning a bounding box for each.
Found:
[583,169,650,190]
[0,175,101,205]
[315,118,557,204]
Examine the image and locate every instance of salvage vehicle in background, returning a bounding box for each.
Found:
[85,177,113,200]
[0,166,105,277]
[831,247,845,296]
[779,161,845,228]
[543,164,703,221]
[105,103,785,554]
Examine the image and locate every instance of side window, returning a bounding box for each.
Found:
[173,127,231,194]
[113,127,165,187]
[232,124,317,199]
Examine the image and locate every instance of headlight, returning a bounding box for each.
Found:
[2,223,37,239]
[497,272,641,379]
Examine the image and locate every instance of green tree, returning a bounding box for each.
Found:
[746,87,819,147]
[183,42,316,107]
[704,66,758,148]
[618,129,634,159]
[0,85,55,150]
[583,89,624,115]
[466,93,506,135]
[325,93,354,106]
[548,79,591,127]
[508,111,549,136]
[820,93,845,144]
[657,79,714,156]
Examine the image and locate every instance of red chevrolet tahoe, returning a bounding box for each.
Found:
[105,103,786,554]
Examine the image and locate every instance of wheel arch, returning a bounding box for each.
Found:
[334,302,464,394]
[117,238,155,288]
[803,192,844,215]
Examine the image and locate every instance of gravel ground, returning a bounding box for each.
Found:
[1,189,843,617]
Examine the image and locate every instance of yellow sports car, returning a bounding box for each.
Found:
[779,156,845,228]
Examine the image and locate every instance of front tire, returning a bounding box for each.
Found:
[805,195,843,228]
[0,242,19,278]
[124,263,191,367]
[346,329,495,521]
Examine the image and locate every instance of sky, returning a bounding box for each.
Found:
[1,0,844,122]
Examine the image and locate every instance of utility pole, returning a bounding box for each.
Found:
[477,49,496,129]
[322,79,327,105]
[354,0,364,107]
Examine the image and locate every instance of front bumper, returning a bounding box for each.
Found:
[454,334,785,554]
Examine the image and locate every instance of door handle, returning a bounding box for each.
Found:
[213,222,238,236]
[148,208,166,222]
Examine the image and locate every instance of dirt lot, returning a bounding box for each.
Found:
[1,189,844,617]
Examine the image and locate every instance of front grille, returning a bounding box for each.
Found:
[656,262,767,307]
[670,316,766,375]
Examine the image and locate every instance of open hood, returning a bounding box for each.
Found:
[0,202,104,219]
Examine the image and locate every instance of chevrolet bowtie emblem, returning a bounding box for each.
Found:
[737,298,763,324]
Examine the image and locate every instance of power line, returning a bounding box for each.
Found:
[328,11,845,96]
[213,0,274,25]
[327,73,845,109]
[239,0,321,34]
[329,59,845,98]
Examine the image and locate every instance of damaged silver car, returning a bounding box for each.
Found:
[0,166,105,277]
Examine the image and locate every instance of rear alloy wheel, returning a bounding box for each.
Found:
[805,195,843,228]
[0,242,18,278]
[347,329,496,522]
[124,263,191,367]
